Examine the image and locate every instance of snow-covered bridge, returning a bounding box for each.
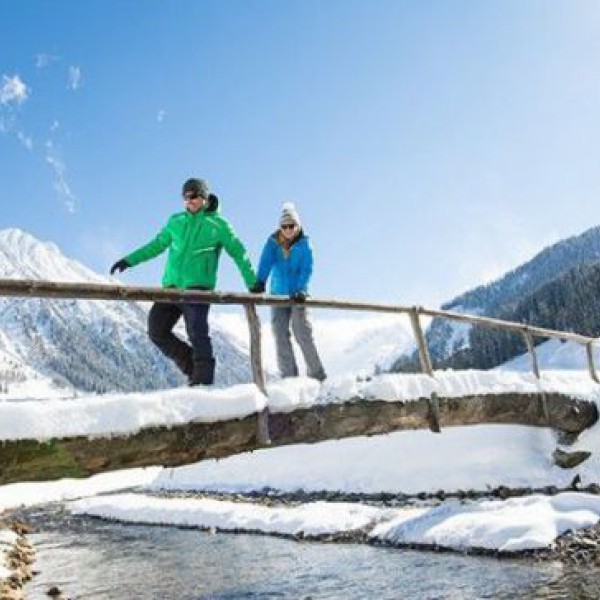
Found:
[0,279,598,485]
[0,371,598,485]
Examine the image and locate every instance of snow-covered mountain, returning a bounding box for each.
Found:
[217,312,416,379]
[498,338,600,373]
[443,225,600,316]
[0,228,252,395]
[393,225,600,371]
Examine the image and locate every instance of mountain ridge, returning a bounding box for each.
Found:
[393,224,600,371]
[0,228,252,394]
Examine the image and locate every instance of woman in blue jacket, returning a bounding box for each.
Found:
[255,202,326,381]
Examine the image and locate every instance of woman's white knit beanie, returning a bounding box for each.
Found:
[280,201,302,228]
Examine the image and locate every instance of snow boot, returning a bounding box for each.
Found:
[189,358,215,386]
[172,346,193,378]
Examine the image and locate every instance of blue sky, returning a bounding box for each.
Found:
[2,0,600,307]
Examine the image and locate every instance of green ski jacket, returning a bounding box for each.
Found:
[125,196,257,291]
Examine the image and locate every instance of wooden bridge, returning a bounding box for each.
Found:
[0,278,598,485]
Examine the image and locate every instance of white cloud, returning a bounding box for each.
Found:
[67,66,82,90]
[0,114,15,134]
[35,53,59,69]
[1,68,80,215]
[17,131,33,150]
[45,140,76,213]
[157,109,166,123]
[0,75,29,106]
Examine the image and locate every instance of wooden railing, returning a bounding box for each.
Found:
[1,278,599,441]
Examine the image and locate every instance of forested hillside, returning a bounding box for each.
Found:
[393,226,600,372]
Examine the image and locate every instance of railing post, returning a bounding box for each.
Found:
[522,329,549,424]
[244,303,271,445]
[409,307,440,433]
[409,307,434,376]
[586,341,599,383]
[522,330,540,379]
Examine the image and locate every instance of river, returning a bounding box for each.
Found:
[19,503,600,599]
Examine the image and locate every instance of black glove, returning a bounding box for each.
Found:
[110,258,130,275]
[250,281,266,294]
[291,291,307,303]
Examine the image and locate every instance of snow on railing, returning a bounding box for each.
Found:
[0,278,598,439]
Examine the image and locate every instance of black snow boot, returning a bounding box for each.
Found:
[172,345,193,378]
[189,358,215,386]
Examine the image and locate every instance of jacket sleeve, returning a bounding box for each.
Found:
[125,224,172,267]
[257,239,275,284]
[295,239,314,293]
[218,217,257,290]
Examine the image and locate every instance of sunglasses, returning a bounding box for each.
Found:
[281,223,296,230]
[183,192,202,201]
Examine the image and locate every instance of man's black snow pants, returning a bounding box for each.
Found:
[148,301,214,384]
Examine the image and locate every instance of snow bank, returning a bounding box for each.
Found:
[372,492,600,552]
[71,493,387,537]
[0,468,159,512]
[500,339,600,373]
[149,424,568,495]
[70,491,600,553]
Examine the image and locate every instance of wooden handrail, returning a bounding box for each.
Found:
[0,278,596,342]
[0,279,596,346]
[420,306,594,345]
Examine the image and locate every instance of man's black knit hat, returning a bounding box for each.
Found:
[182,178,209,199]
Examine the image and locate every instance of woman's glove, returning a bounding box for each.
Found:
[291,291,307,302]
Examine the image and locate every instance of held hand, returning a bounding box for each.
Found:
[250,281,266,294]
[110,259,130,275]
[291,291,307,303]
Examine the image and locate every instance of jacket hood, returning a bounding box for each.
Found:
[205,193,219,213]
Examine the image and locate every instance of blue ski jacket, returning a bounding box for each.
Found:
[257,231,314,295]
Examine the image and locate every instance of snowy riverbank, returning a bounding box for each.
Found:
[69,491,600,561]
[0,368,599,596]
[0,521,34,600]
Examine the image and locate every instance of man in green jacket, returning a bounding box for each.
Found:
[110,177,259,386]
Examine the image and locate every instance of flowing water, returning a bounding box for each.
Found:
[21,504,600,599]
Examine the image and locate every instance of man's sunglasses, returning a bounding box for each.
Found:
[281,224,296,230]
[183,192,202,201]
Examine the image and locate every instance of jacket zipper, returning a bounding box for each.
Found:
[180,213,204,278]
